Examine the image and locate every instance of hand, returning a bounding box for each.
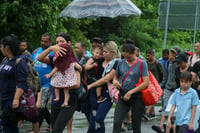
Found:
[50,45,67,57]
[93,62,98,67]
[12,99,19,109]
[45,74,51,79]
[123,91,131,101]
[188,122,194,130]
[88,84,92,90]
[113,80,121,90]
[166,120,172,130]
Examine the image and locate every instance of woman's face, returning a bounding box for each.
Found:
[56,36,67,45]
[1,44,6,56]
[122,52,135,62]
[103,47,114,60]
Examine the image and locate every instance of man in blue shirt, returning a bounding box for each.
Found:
[31,32,54,131]
[158,49,169,70]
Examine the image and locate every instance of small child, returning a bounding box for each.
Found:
[167,71,200,133]
[85,44,105,103]
[45,43,82,107]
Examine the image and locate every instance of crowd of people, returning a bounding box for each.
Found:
[0,32,200,133]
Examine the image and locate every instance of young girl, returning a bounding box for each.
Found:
[45,43,82,107]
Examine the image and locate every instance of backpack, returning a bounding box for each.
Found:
[76,64,88,101]
[155,60,164,83]
[15,58,39,120]
[15,58,41,95]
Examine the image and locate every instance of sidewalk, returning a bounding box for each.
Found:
[19,104,162,133]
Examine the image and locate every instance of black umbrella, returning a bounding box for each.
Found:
[59,0,142,18]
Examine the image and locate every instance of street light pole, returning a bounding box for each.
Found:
[193,0,199,47]
[163,0,170,49]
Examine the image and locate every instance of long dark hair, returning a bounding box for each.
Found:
[1,34,21,56]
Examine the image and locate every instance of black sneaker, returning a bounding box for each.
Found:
[143,113,152,121]
[150,113,156,119]
[127,123,133,130]
[97,96,107,103]
[42,127,51,133]
[152,125,162,133]
[120,127,125,132]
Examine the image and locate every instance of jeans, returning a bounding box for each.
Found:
[87,88,112,133]
[113,92,144,133]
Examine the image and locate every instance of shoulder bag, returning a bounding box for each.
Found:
[136,60,163,106]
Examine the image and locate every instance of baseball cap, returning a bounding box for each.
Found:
[170,46,181,54]
[184,51,194,56]
[175,53,187,62]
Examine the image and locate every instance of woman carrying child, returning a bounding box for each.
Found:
[87,41,120,133]
[45,43,82,107]
[37,33,81,133]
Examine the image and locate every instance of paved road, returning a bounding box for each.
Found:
[19,105,161,133]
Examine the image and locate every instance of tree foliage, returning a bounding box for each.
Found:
[0,0,199,59]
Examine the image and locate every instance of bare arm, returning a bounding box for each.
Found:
[36,89,42,108]
[167,105,176,129]
[37,45,67,64]
[85,58,97,71]
[188,106,197,130]
[88,69,116,90]
[112,74,121,89]
[75,63,82,73]
[49,67,58,77]
[45,67,58,79]
[12,88,24,109]
[37,47,52,64]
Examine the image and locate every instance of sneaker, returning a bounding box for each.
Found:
[127,123,133,130]
[42,127,51,133]
[97,96,107,103]
[150,113,156,119]
[143,113,152,121]
[120,127,125,132]
[152,125,162,133]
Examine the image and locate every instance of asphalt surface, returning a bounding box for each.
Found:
[19,104,161,133]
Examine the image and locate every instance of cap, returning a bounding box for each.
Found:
[184,51,193,56]
[170,46,181,54]
[175,53,187,62]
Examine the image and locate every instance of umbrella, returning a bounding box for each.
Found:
[59,0,142,18]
